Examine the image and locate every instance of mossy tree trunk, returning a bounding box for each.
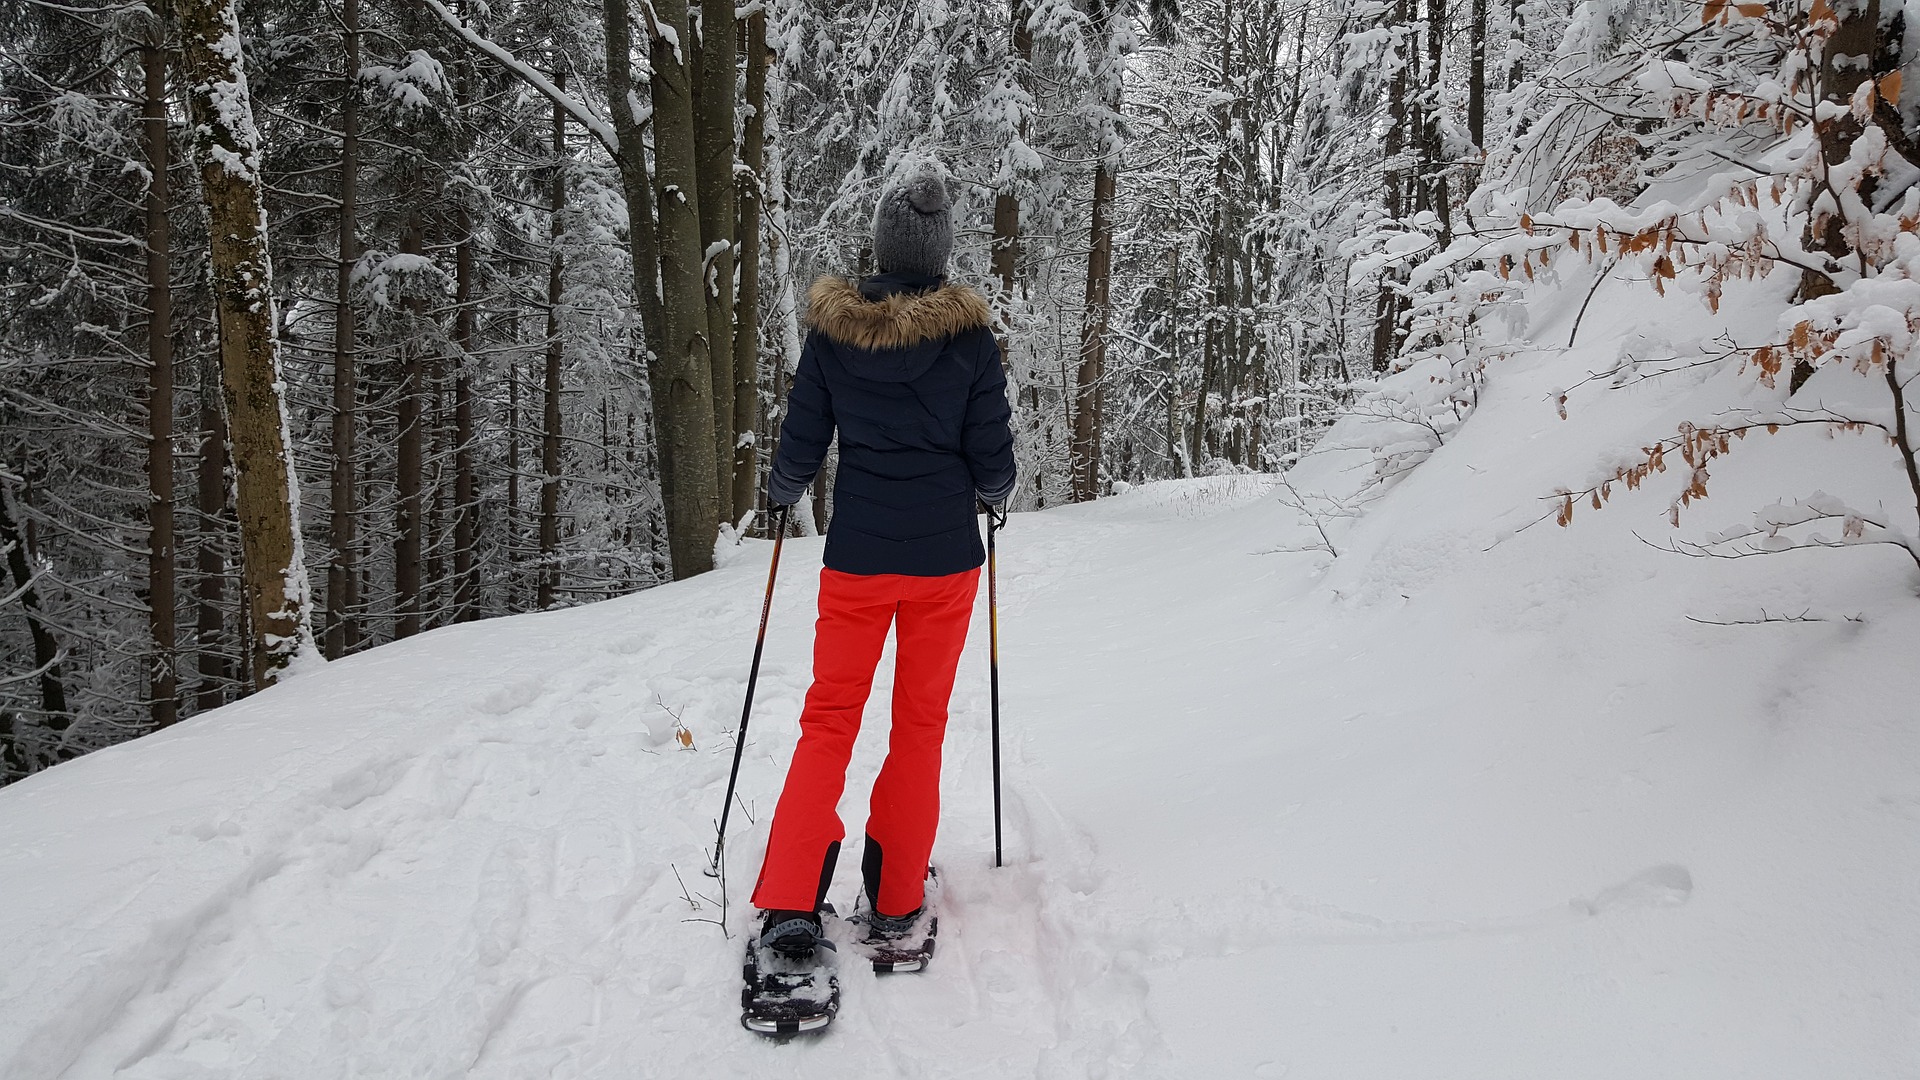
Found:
[176,0,316,686]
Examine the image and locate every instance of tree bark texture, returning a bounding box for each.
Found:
[692,0,738,511]
[328,0,361,657]
[1372,0,1413,372]
[394,205,425,639]
[1507,0,1523,90]
[1801,0,1886,300]
[1468,0,1487,149]
[0,482,69,746]
[176,0,316,687]
[1197,1,1235,465]
[453,23,478,621]
[1794,0,1896,387]
[648,0,721,578]
[604,0,691,565]
[1168,244,1187,477]
[142,33,177,727]
[426,379,447,627]
[1073,123,1118,501]
[540,91,565,611]
[733,9,768,524]
[1228,10,1255,461]
[604,0,664,355]
[990,0,1034,301]
[1423,0,1452,245]
[506,352,521,606]
[196,352,227,709]
[453,215,477,620]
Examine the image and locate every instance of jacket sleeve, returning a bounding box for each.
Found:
[767,332,834,507]
[962,328,1017,506]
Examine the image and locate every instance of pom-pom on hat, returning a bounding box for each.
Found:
[872,158,954,277]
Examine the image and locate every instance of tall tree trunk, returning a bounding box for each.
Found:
[1194,264,1215,469]
[0,482,68,754]
[448,0,475,623]
[1073,158,1116,501]
[605,0,664,357]
[1793,0,1895,388]
[991,0,1034,300]
[453,205,477,620]
[196,350,227,709]
[142,32,177,727]
[1262,4,1311,194]
[764,64,807,529]
[1800,0,1885,303]
[506,350,521,608]
[1506,0,1523,90]
[692,0,738,511]
[394,205,425,639]
[176,0,316,686]
[604,0,716,578]
[1372,0,1413,372]
[1168,244,1186,478]
[327,0,361,658]
[1425,0,1452,245]
[1227,8,1255,463]
[603,0,668,572]
[648,0,721,577]
[1468,0,1487,150]
[541,90,566,611]
[1196,1,1235,467]
[426,378,447,626]
[1072,22,1122,503]
[733,9,768,524]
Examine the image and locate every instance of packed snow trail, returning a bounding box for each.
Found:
[0,492,1199,1079]
[5,254,1920,1076]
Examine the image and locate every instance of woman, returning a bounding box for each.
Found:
[751,162,1016,956]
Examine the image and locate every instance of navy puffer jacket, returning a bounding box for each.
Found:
[768,271,1016,577]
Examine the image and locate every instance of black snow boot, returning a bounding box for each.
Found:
[759,909,835,959]
[861,906,922,943]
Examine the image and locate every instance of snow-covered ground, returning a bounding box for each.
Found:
[5,253,1918,1079]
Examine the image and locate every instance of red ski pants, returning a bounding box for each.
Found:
[751,566,980,918]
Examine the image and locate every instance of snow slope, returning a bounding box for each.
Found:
[4,257,1918,1079]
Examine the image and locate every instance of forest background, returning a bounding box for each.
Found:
[5,0,1917,781]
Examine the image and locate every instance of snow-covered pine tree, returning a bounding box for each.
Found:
[2,0,1566,778]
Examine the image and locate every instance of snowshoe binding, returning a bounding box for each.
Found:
[847,866,940,974]
[741,909,839,1037]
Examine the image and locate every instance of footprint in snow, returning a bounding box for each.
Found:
[1573,863,1693,916]
[477,675,549,716]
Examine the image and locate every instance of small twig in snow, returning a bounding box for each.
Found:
[1685,609,1865,626]
[670,862,702,911]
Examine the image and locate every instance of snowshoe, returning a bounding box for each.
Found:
[741,909,839,1037]
[846,866,940,973]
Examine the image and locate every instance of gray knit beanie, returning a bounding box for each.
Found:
[871,161,953,277]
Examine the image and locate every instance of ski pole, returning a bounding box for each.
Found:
[709,504,790,879]
[986,504,1003,869]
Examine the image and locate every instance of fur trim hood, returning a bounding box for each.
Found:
[805,276,991,352]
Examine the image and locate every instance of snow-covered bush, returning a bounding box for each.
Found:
[1411,0,1920,573]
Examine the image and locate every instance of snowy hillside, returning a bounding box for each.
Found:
[5,251,1919,1079]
